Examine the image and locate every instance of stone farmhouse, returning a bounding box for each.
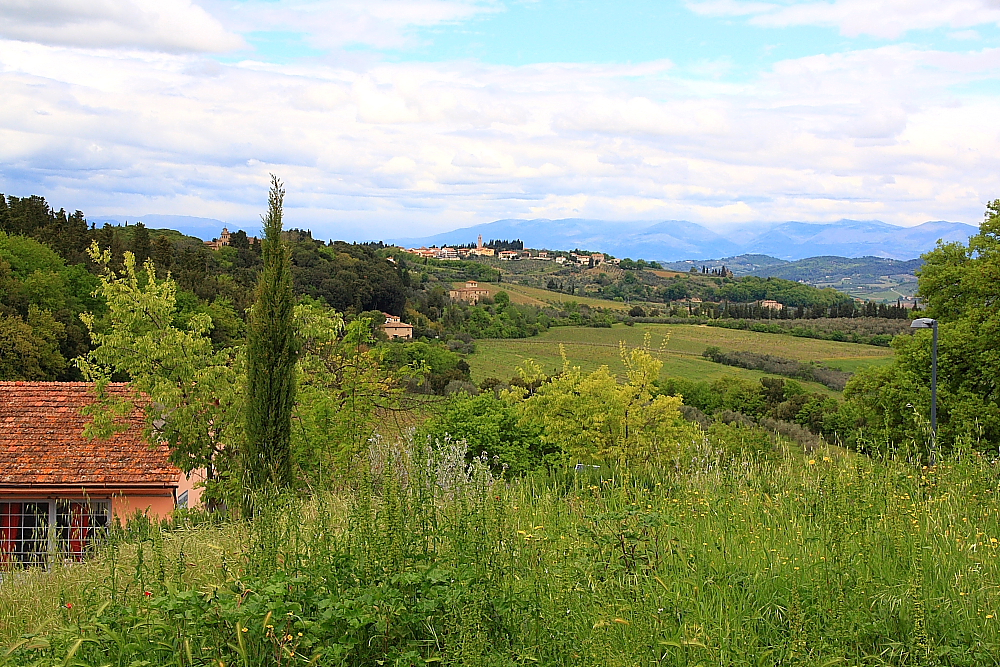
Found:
[381,313,414,339]
[449,280,491,304]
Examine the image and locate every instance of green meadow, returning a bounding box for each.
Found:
[468,323,894,394]
[5,441,1000,666]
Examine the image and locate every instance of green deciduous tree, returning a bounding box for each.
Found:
[78,244,242,487]
[293,303,404,480]
[842,199,1000,452]
[243,176,297,506]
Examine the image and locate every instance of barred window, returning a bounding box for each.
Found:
[0,500,110,566]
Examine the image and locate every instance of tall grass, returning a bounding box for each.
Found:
[4,433,1000,666]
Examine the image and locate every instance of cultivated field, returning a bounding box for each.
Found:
[497,283,631,310]
[468,323,894,392]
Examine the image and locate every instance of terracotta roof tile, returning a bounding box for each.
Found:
[0,382,180,487]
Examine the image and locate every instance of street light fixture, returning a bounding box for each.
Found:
[910,317,938,462]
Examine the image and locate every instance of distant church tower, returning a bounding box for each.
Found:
[477,234,483,249]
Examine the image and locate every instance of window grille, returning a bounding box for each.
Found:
[0,500,110,566]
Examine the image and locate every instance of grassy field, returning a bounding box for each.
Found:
[467,323,894,393]
[5,443,1000,666]
[497,283,630,310]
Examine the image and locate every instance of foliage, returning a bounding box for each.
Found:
[244,177,298,505]
[842,200,1000,454]
[417,391,552,474]
[77,245,242,485]
[293,303,405,479]
[659,373,842,438]
[517,338,697,464]
[290,233,407,315]
[381,340,472,395]
[0,232,101,380]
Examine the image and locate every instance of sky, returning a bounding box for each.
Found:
[1,0,998,240]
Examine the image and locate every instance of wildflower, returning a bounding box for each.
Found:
[65,603,73,610]
[808,460,816,465]
[144,591,152,597]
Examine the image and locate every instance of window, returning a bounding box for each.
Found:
[0,500,110,566]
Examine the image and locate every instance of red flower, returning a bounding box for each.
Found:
[144,591,152,597]
[65,603,73,609]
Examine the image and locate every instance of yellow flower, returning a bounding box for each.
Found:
[808,460,816,465]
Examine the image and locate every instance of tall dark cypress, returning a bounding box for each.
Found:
[130,222,151,263]
[243,176,296,510]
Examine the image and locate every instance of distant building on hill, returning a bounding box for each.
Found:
[205,227,258,251]
[469,235,495,257]
[759,299,784,310]
[498,250,520,261]
[381,313,413,340]
[449,280,491,304]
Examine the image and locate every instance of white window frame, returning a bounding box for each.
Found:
[0,498,110,566]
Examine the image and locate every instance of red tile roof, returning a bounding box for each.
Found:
[0,382,180,488]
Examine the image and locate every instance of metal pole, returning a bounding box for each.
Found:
[931,321,937,444]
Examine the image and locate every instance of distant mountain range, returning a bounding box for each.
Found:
[388,218,978,261]
[89,213,978,263]
[665,254,924,281]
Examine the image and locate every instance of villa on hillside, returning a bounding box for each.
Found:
[204,227,258,251]
[381,313,414,340]
[449,280,491,304]
[498,250,520,261]
[0,382,201,565]
[759,300,784,310]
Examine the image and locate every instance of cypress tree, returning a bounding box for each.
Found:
[131,222,151,263]
[242,176,297,512]
[151,235,173,275]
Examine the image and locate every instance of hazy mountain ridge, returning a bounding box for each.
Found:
[748,256,924,282]
[389,218,977,261]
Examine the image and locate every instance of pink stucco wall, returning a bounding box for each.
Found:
[111,492,176,521]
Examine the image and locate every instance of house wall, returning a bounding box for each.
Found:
[175,469,207,509]
[112,492,176,520]
[0,487,177,521]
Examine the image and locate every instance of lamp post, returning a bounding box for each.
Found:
[910,317,938,463]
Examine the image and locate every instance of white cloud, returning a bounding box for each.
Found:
[207,0,500,51]
[0,0,244,52]
[687,0,1000,40]
[0,38,998,238]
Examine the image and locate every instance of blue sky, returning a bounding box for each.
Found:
[1,0,998,239]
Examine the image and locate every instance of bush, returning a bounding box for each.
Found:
[417,391,552,474]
